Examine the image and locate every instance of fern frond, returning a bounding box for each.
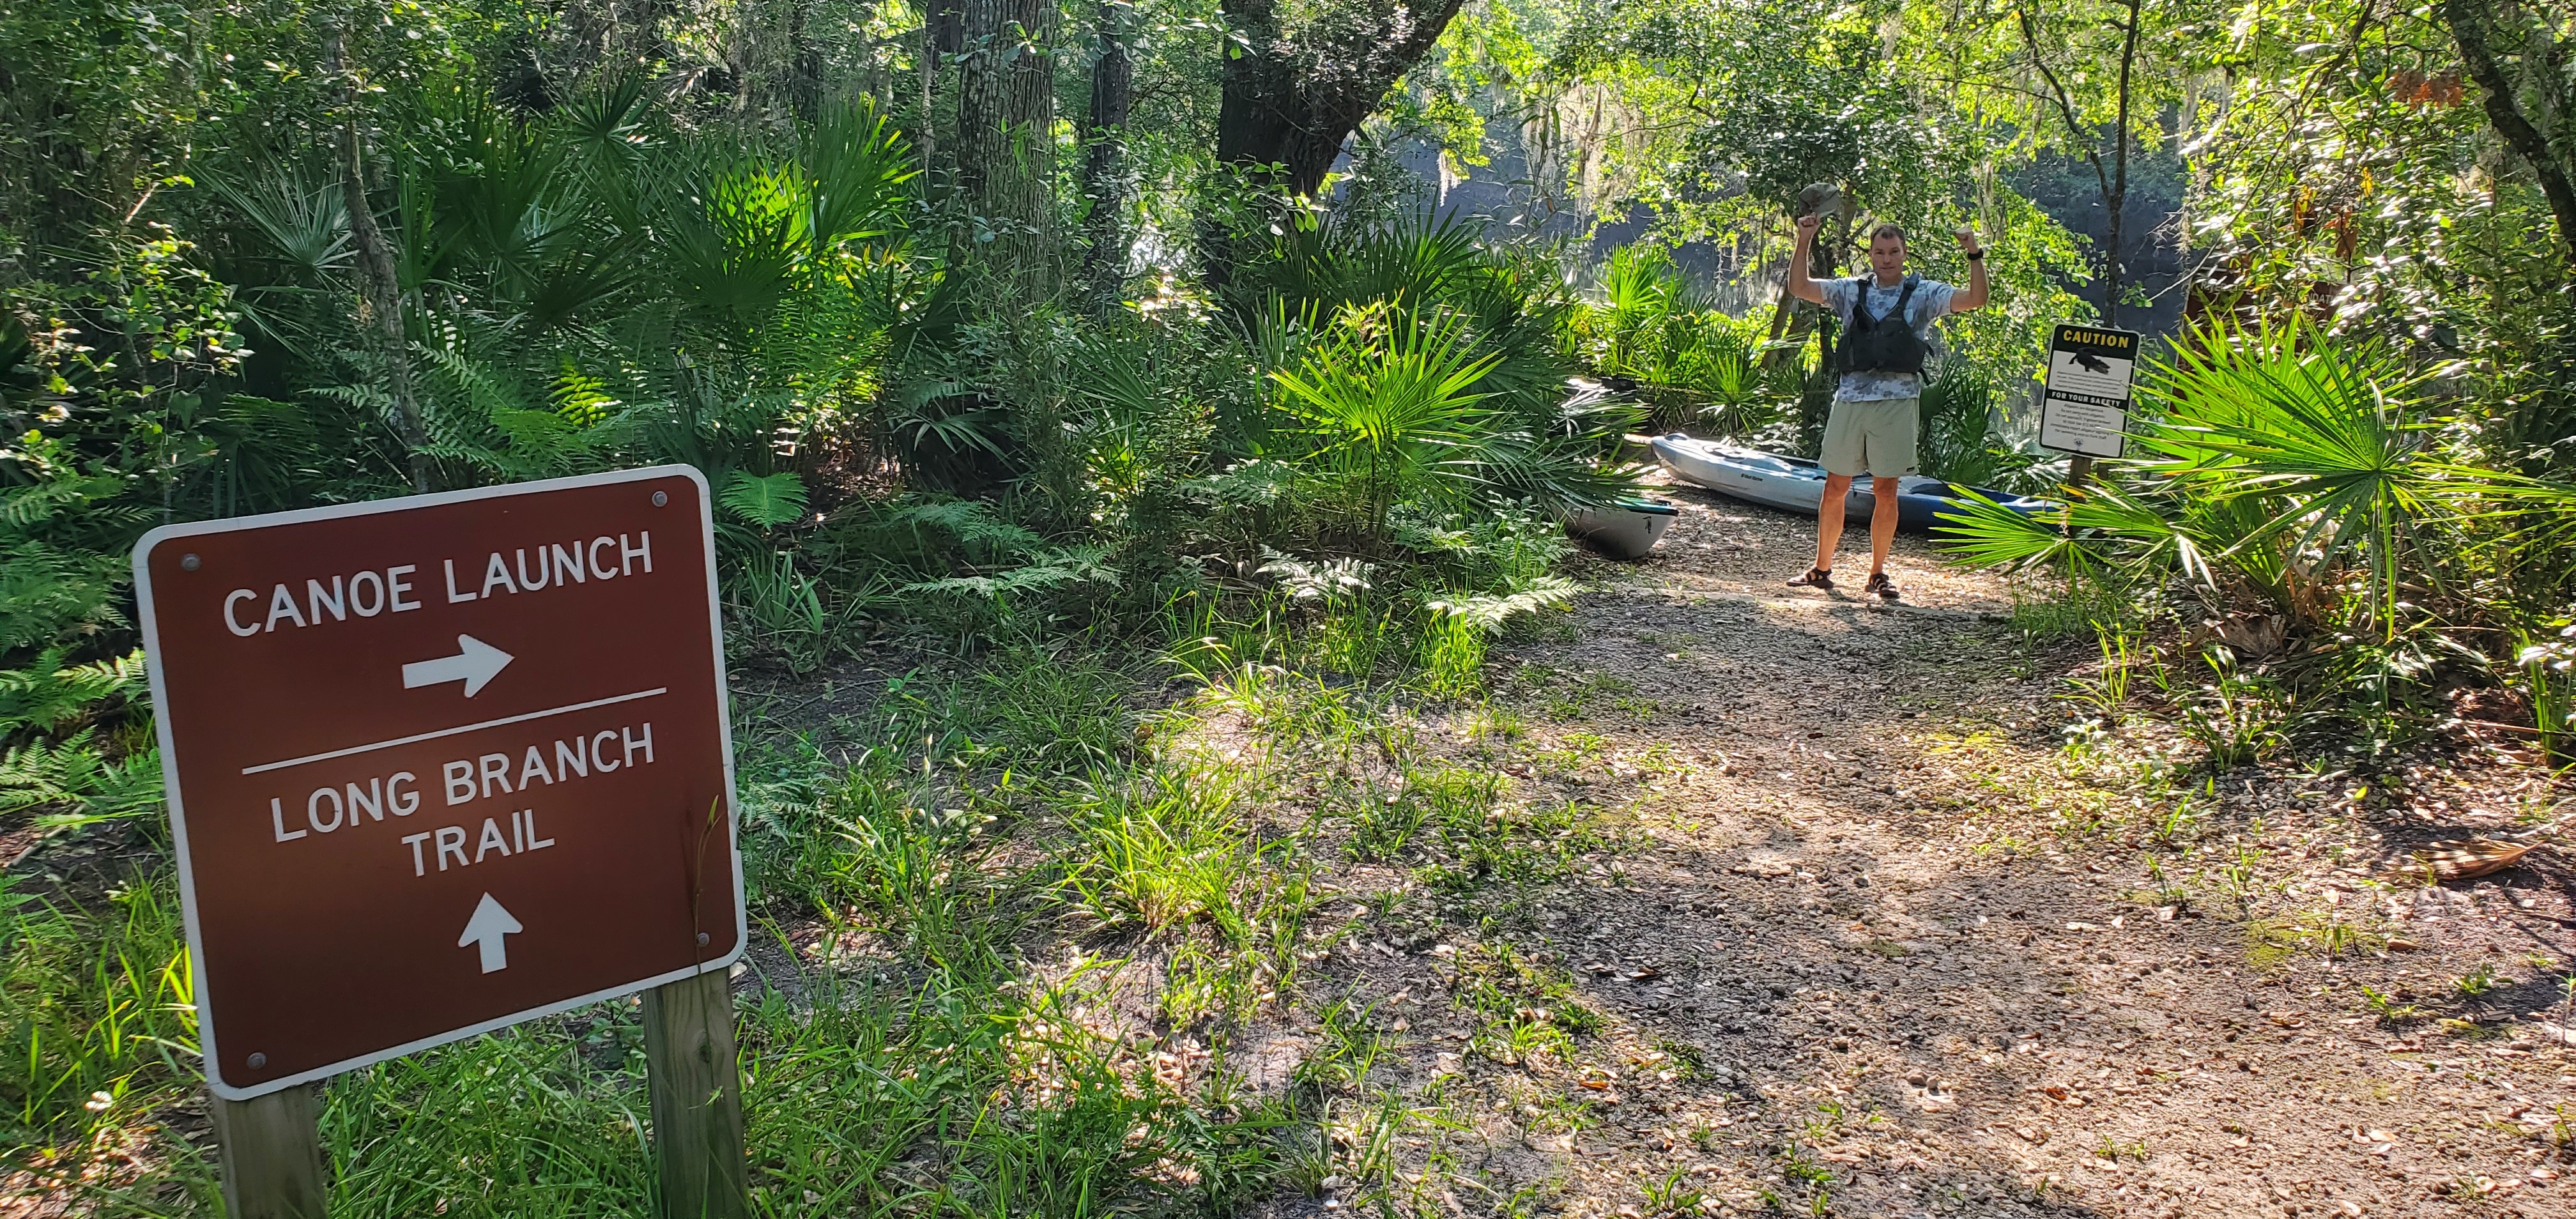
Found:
[1257,548,1376,600]
[721,470,810,528]
[0,728,99,813]
[902,545,1119,597]
[1424,576,1580,634]
[882,500,1044,560]
[1,475,119,528]
[0,647,146,733]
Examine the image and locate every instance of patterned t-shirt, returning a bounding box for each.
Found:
[1820,275,1959,402]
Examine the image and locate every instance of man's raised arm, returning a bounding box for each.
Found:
[1952,226,1989,312]
[1786,213,1826,305]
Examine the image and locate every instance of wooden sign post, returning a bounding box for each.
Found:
[210,1087,325,1219]
[645,970,751,1217]
[134,466,750,1217]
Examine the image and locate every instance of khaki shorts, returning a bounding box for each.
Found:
[1820,395,1920,479]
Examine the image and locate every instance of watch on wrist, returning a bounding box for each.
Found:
[1965,249,1985,261]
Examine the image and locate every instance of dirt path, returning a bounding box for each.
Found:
[1276,480,2576,1218]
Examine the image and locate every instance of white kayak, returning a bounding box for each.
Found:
[1565,498,1679,560]
[1650,433,2056,529]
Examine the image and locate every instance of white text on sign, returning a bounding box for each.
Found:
[261,721,655,880]
[218,532,657,638]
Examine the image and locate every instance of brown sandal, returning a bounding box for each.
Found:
[1865,572,1899,601]
[1786,567,1834,590]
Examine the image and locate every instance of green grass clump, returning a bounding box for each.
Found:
[321,1024,656,1216]
[1448,944,1601,1068]
[1,875,197,1165]
[1062,763,1314,1025]
[1349,764,1502,863]
[1419,792,1604,896]
[890,646,1142,770]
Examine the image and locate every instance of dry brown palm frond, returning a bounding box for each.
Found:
[2380,838,2549,884]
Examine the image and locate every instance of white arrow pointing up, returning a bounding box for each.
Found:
[402,634,514,697]
[457,893,523,973]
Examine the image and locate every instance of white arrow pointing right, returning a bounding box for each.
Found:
[402,634,514,697]
[457,893,523,973]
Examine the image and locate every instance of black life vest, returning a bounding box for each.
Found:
[1839,275,1927,375]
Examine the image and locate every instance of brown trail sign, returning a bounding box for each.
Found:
[135,464,747,1216]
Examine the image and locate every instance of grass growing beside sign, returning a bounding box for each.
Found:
[6,579,1587,1215]
[1,875,197,1166]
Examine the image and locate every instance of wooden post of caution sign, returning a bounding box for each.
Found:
[134,467,751,1219]
[2060,454,2096,540]
[645,969,750,1218]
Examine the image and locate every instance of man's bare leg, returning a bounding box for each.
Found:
[1814,472,1855,574]
[1868,474,1901,574]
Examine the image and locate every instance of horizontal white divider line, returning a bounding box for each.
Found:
[240,688,671,776]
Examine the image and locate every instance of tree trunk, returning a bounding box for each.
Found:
[788,0,825,121]
[1763,204,1849,370]
[326,26,431,494]
[2104,0,2141,328]
[1211,0,1356,200]
[1077,0,1135,311]
[1211,0,1471,197]
[956,0,1057,296]
[1200,0,1471,282]
[917,3,958,188]
[2016,4,2133,328]
[2441,0,2576,268]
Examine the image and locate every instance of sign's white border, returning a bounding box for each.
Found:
[132,464,746,1101]
[2037,323,2143,460]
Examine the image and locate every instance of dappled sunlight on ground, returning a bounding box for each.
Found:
[1199,489,2574,1217]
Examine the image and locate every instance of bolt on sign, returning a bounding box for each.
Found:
[2038,323,2143,459]
[135,466,742,1100]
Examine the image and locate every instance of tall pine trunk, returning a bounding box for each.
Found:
[2442,0,2576,267]
[956,0,1057,296]
[1077,0,1135,311]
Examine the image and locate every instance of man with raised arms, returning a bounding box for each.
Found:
[1781,216,1989,602]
